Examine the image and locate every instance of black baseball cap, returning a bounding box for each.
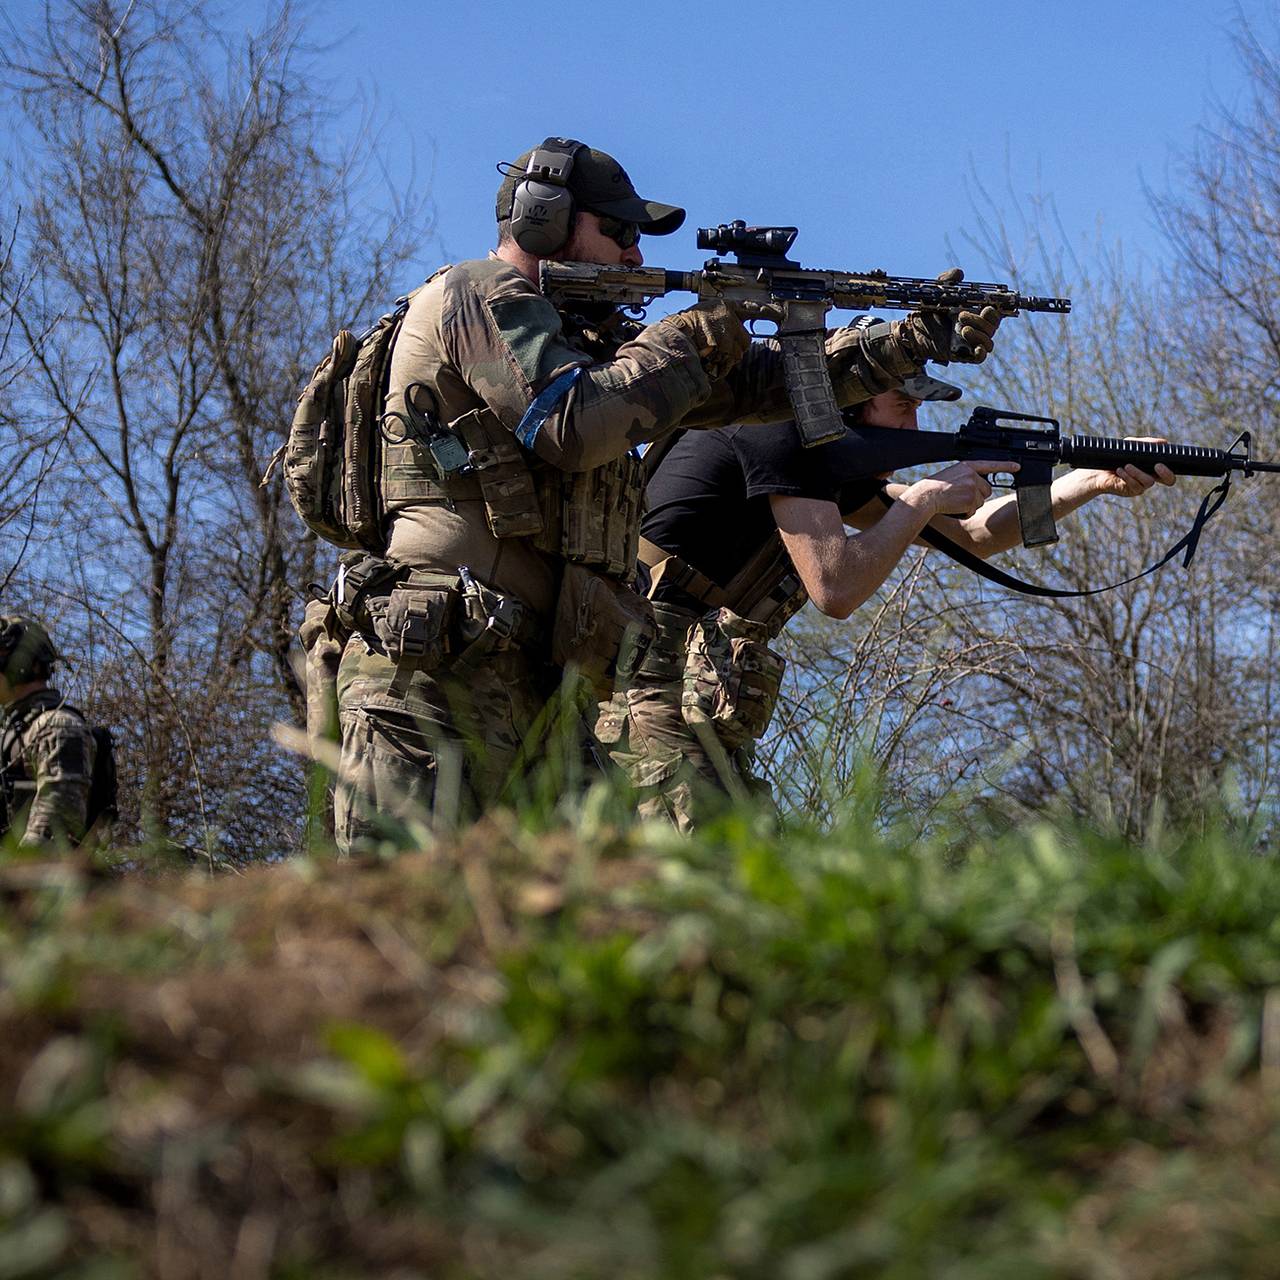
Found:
[496,139,685,236]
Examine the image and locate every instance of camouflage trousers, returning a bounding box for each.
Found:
[334,638,561,854]
[596,602,772,833]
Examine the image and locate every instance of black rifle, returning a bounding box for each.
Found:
[540,222,1071,448]
[841,406,1280,549]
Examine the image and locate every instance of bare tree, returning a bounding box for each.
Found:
[1,0,426,859]
[763,131,1280,838]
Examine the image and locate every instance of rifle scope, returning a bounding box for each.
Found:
[696,221,798,259]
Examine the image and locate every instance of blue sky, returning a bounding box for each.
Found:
[324,0,1272,286]
[1,1,1272,293]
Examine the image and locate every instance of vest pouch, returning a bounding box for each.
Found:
[602,452,646,579]
[373,573,460,671]
[452,409,544,539]
[561,468,606,566]
[637,601,698,683]
[552,563,657,703]
[456,570,538,660]
[681,607,786,750]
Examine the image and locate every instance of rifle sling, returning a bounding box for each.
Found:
[877,472,1234,599]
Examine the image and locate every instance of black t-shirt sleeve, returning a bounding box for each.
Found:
[729,422,889,513]
[730,422,840,499]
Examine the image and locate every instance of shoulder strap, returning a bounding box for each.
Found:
[0,694,65,788]
[878,472,1234,599]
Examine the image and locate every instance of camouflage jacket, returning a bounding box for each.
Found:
[382,256,916,618]
[0,687,96,848]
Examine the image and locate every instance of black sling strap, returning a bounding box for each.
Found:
[877,471,1235,599]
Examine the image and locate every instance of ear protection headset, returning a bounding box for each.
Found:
[509,137,585,257]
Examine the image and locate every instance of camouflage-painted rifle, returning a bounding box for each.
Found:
[540,221,1071,448]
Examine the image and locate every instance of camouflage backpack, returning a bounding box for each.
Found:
[272,294,415,552]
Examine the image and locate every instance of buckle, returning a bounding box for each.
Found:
[487,597,523,642]
[398,613,432,659]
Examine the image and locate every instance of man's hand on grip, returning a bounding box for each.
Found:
[900,460,1016,520]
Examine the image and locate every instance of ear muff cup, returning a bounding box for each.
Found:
[511,179,575,256]
[510,139,583,257]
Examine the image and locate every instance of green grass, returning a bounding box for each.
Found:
[2,788,1280,1277]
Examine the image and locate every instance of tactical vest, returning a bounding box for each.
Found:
[384,418,644,581]
[381,300,648,582]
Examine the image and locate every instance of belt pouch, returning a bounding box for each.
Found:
[374,573,459,675]
[681,607,786,749]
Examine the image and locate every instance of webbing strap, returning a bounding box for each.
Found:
[514,366,584,450]
[878,473,1234,599]
[639,533,805,634]
[638,537,729,608]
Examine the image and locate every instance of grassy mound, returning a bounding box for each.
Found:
[2,806,1280,1278]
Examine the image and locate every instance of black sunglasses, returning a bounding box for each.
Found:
[594,214,641,250]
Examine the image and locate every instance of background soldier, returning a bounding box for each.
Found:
[0,615,99,849]
[332,137,996,852]
[613,372,1178,830]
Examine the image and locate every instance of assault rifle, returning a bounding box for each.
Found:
[540,221,1071,449]
[841,406,1280,549]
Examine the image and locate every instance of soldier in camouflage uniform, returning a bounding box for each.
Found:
[332,138,987,852]
[0,615,98,849]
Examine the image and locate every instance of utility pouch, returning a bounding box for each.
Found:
[452,408,544,539]
[606,452,646,578]
[374,572,460,671]
[551,563,656,703]
[636,601,698,683]
[554,454,646,578]
[681,607,786,749]
[328,551,405,633]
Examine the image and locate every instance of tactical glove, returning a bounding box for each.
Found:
[888,269,1002,367]
[657,300,752,381]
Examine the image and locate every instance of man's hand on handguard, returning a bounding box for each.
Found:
[887,268,1002,368]
[657,300,752,381]
[1079,436,1178,497]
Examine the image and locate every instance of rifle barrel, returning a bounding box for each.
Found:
[1059,436,1234,477]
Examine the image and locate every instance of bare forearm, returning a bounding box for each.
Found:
[822,493,936,616]
[937,471,1103,557]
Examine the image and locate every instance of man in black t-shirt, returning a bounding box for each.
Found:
[600,375,1178,830]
